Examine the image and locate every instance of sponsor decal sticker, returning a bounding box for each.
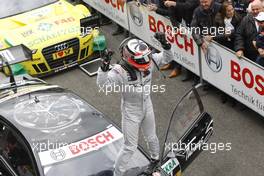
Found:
[161,158,179,175]
[38,23,53,32]
[38,126,123,166]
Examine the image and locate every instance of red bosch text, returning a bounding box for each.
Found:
[148,15,194,56]
[231,60,264,96]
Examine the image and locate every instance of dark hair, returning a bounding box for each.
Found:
[220,1,235,18]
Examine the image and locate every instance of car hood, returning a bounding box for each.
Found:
[0,0,90,49]
[0,87,112,148]
[0,86,150,176]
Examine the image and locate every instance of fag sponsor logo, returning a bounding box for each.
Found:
[104,0,125,13]
[54,17,76,25]
[38,126,123,166]
[148,15,194,56]
[231,60,264,96]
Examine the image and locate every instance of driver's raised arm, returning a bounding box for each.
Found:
[151,32,174,67]
[97,65,124,88]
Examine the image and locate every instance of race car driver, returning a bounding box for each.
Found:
[97,33,173,176]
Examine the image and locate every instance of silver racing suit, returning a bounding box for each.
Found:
[97,49,174,176]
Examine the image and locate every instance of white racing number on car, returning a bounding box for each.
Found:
[38,126,123,166]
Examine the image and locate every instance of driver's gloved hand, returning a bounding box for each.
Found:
[141,159,160,175]
[154,32,171,50]
[100,49,113,72]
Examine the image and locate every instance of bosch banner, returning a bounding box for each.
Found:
[202,42,264,116]
[82,1,264,116]
[127,2,200,75]
[83,0,129,30]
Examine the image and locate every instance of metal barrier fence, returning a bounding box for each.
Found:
[83,0,264,117]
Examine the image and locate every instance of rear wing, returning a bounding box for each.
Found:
[0,45,32,89]
[0,44,32,67]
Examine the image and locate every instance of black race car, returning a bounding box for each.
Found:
[0,46,213,176]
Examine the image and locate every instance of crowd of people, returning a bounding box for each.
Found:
[112,0,264,69]
[92,0,264,105]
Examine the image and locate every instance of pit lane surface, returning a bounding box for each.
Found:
[44,24,264,176]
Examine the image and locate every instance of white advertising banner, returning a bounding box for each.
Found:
[127,2,200,75]
[83,0,129,29]
[202,42,264,116]
[82,1,264,115]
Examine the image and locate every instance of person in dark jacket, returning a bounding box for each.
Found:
[254,11,264,67]
[148,0,170,16]
[234,0,251,17]
[255,32,264,67]
[215,1,242,50]
[148,0,183,78]
[190,0,222,53]
[163,0,199,26]
[234,0,263,61]
[164,0,200,80]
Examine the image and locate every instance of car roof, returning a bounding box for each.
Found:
[0,83,112,152]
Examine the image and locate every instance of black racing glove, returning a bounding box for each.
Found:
[100,49,114,72]
[154,32,171,50]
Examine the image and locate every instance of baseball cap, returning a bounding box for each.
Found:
[255,12,264,22]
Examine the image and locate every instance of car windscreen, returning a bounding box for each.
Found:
[0,0,58,18]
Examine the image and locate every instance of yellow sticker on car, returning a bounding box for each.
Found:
[52,48,73,60]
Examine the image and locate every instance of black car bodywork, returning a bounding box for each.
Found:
[0,46,213,176]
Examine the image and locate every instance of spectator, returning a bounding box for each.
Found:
[191,0,222,53]
[148,0,183,78]
[164,0,200,80]
[254,11,264,67]
[247,0,264,13]
[234,0,251,17]
[164,0,199,26]
[234,0,263,61]
[215,1,242,50]
[147,0,170,16]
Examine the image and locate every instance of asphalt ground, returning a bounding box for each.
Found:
[43,23,264,176]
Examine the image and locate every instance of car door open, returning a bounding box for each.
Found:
[160,87,213,176]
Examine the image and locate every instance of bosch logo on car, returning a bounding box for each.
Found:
[68,129,116,155]
[50,149,66,161]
